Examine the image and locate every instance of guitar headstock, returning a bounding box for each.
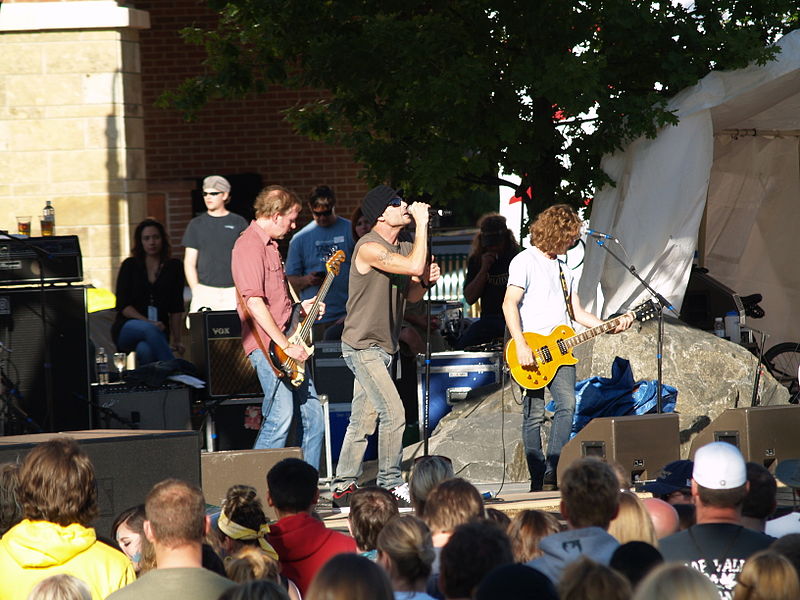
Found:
[326,250,346,276]
[633,300,659,323]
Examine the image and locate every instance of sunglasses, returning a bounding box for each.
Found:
[312,209,333,217]
[203,191,223,197]
[388,197,403,207]
[413,454,452,466]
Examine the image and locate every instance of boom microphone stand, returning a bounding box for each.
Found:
[590,236,678,413]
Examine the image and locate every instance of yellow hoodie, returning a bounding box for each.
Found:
[0,519,136,600]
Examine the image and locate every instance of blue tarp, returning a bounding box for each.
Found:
[546,357,677,438]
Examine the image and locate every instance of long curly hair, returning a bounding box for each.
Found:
[529,204,582,255]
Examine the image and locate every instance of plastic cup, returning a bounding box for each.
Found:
[16,216,31,236]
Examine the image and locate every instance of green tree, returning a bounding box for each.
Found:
[161,0,797,216]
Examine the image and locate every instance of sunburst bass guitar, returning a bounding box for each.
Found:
[268,250,346,387]
[505,300,658,390]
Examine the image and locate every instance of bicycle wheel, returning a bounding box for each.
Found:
[763,342,800,403]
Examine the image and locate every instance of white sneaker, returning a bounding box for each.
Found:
[390,482,413,512]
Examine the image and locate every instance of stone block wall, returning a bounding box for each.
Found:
[0,1,150,292]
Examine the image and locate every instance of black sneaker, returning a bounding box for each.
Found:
[390,482,413,512]
[331,483,358,512]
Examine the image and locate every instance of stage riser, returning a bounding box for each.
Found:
[557,413,681,485]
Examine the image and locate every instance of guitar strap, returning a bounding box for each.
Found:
[235,285,283,378]
[558,262,575,325]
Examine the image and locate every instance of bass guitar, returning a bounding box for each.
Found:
[268,250,346,387]
[505,300,658,390]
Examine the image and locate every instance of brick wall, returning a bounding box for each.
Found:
[133,1,369,245]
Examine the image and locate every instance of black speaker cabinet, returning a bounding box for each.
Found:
[0,430,201,536]
[311,341,354,404]
[0,285,91,431]
[189,310,260,398]
[93,383,192,430]
[557,413,680,485]
[689,405,800,470]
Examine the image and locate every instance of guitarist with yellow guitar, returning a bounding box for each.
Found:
[502,205,633,492]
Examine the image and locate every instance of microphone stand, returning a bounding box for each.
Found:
[591,236,678,413]
[421,214,439,457]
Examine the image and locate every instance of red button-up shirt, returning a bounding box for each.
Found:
[231,221,293,356]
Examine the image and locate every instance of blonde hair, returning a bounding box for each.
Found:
[225,546,282,584]
[633,563,720,600]
[608,490,658,547]
[734,550,800,600]
[529,204,582,255]
[507,510,561,562]
[409,456,454,516]
[253,185,299,219]
[376,515,435,586]
[27,575,91,600]
[558,557,631,600]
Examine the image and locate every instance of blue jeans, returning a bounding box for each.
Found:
[116,319,174,365]
[332,343,405,490]
[248,349,324,470]
[523,364,576,485]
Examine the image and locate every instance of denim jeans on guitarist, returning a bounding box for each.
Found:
[248,348,324,469]
[523,364,576,487]
[332,342,405,491]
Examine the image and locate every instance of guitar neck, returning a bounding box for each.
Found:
[562,311,633,350]
[297,272,335,338]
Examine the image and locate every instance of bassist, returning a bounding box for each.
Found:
[501,204,632,492]
[231,185,325,468]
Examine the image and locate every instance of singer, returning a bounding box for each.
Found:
[330,185,441,510]
[502,204,632,492]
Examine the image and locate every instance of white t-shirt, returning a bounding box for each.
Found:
[507,246,573,335]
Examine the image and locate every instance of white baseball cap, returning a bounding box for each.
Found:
[692,442,747,490]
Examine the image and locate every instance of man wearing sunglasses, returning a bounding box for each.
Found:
[331,185,441,510]
[182,175,248,320]
[285,185,354,340]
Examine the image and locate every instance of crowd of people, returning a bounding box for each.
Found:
[2,438,800,600]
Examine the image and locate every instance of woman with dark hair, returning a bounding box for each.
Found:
[455,213,520,349]
[111,218,185,365]
[112,505,155,574]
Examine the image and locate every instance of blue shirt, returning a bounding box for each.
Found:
[285,217,354,323]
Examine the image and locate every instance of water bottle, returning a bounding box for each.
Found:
[713,317,726,338]
[724,311,741,344]
[42,200,55,236]
[96,347,109,384]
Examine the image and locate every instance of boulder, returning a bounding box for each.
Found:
[403,317,789,482]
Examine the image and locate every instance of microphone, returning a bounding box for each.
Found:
[429,208,453,217]
[585,228,615,240]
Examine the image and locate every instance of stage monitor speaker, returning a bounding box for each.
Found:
[93,383,193,430]
[0,285,91,432]
[201,447,302,521]
[557,413,680,486]
[312,341,354,405]
[688,405,800,470]
[0,430,200,535]
[189,311,261,399]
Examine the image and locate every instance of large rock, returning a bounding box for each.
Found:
[403,317,789,482]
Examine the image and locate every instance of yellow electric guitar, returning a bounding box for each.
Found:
[267,250,346,387]
[505,300,658,389]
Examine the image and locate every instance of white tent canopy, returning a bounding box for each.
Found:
[579,29,800,347]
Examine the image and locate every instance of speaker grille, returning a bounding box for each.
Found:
[208,338,261,397]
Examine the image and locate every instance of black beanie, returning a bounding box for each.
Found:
[361,185,399,225]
